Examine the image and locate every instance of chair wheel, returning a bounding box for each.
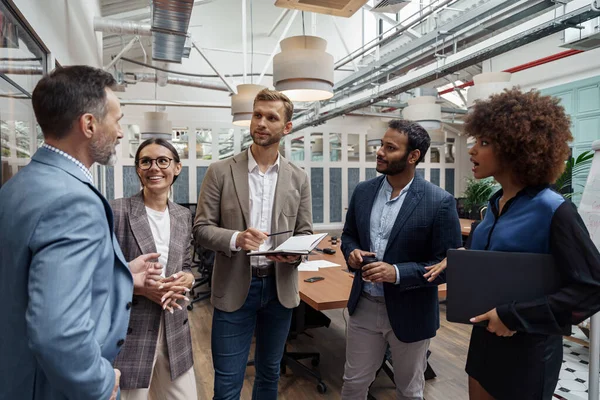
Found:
[317,382,327,394]
[187,304,193,311]
[311,356,320,366]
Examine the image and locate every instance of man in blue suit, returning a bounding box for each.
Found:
[0,66,160,400]
[341,120,462,399]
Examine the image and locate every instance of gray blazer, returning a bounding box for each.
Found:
[110,191,194,389]
[193,150,313,312]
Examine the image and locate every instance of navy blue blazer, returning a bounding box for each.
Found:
[342,174,462,343]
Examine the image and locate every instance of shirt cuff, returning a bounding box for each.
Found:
[394,264,401,285]
[230,231,242,252]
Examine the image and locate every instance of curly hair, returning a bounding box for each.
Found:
[465,88,572,186]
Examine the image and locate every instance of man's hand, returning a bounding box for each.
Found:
[470,308,516,337]
[129,253,163,292]
[129,252,161,274]
[109,369,120,400]
[236,228,268,251]
[362,261,397,283]
[348,249,376,270]
[267,254,301,264]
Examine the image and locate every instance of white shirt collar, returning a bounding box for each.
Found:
[42,143,94,183]
[247,147,280,173]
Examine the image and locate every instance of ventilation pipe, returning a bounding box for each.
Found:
[94,17,152,36]
[127,72,230,92]
[0,63,43,75]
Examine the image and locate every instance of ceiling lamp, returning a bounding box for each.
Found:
[402,96,445,145]
[273,36,334,102]
[141,111,172,140]
[467,72,512,108]
[231,84,266,126]
[366,119,389,146]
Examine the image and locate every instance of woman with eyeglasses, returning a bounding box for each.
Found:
[110,138,197,398]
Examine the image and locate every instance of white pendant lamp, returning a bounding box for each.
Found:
[231,84,266,126]
[141,111,172,141]
[273,36,334,102]
[402,96,445,145]
[366,119,389,146]
[466,72,512,108]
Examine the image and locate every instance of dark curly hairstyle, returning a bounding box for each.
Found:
[465,88,572,186]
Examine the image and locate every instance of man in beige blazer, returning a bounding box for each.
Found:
[194,88,312,400]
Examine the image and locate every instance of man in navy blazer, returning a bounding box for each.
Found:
[0,66,160,400]
[341,120,461,399]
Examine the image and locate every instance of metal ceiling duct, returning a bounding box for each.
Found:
[152,0,194,63]
[93,17,151,36]
[128,72,230,92]
[0,63,43,75]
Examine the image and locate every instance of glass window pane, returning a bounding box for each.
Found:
[106,166,114,200]
[173,166,189,204]
[329,133,341,162]
[219,128,234,160]
[430,148,440,163]
[348,134,360,162]
[416,168,425,178]
[330,168,342,222]
[123,166,139,198]
[445,168,455,195]
[126,124,140,158]
[311,133,323,161]
[366,137,377,162]
[196,128,212,160]
[15,121,30,158]
[197,166,208,199]
[366,168,377,180]
[311,167,324,223]
[241,129,252,152]
[279,137,286,158]
[430,168,440,186]
[445,138,456,163]
[291,137,304,161]
[348,167,360,202]
[172,128,189,159]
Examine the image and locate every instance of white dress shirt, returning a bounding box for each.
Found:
[230,148,280,268]
[145,206,170,278]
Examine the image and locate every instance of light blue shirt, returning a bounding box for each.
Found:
[362,177,413,297]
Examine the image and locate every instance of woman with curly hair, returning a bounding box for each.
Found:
[424,88,600,399]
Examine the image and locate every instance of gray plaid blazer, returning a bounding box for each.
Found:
[110,191,194,389]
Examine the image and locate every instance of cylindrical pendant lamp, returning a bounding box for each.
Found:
[231,84,266,126]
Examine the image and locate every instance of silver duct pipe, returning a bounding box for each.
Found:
[0,63,43,75]
[118,99,230,108]
[94,17,152,36]
[130,73,230,92]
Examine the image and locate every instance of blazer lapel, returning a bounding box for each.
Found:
[385,175,424,253]
[231,152,250,228]
[271,158,291,248]
[359,176,384,249]
[165,200,183,277]
[129,191,158,257]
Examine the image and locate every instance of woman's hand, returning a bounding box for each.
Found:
[471,308,516,337]
[423,258,446,282]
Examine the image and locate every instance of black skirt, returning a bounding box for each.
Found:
[465,326,563,400]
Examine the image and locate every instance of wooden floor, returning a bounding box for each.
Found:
[189,299,472,400]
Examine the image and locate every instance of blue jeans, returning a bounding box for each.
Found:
[212,276,293,400]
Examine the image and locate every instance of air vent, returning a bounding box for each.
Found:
[275,0,368,17]
[371,0,410,14]
[562,34,600,51]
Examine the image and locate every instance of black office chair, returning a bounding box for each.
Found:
[187,243,214,310]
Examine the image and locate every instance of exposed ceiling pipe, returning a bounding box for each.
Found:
[128,72,230,92]
[118,99,230,108]
[0,63,43,75]
[94,17,152,36]
[438,49,585,95]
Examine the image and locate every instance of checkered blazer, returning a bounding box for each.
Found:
[110,191,194,389]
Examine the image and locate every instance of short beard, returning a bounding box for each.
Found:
[90,137,117,166]
[377,152,409,176]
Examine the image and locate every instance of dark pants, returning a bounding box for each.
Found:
[212,276,293,400]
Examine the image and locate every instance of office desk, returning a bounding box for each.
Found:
[459,218,476,236]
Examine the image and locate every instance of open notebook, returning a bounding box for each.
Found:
[248,233,328,256]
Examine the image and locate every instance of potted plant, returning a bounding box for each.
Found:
[554,150,593,200]
[462,177,499,220]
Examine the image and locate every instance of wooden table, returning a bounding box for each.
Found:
[459,218,476,236]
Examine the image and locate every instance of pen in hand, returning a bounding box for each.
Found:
[267,230,293,237]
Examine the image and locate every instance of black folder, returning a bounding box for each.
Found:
[446,249,561,325]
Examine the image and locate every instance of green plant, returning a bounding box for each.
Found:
[463,177,499,218]
[555,150,594,200]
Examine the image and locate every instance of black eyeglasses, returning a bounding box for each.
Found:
[137,157,173,170]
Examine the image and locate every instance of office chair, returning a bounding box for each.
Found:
[187,243,214,311]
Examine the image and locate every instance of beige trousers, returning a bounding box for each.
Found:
[121,317,197,400]
[341,293,430,400]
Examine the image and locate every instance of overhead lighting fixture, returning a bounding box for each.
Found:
[141,111,173,141]
[467,72,512,108]
[402,96,445,145]
[231,84,266,126]
[273,36,334,102]
[366,119,389,146]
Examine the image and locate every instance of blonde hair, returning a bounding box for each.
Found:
[253,88,294,123]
